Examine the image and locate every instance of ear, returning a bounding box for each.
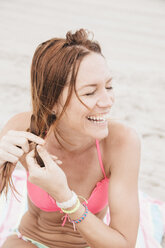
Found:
[52,94,66,117]
[52,102,62,117]
[52,105,58,115]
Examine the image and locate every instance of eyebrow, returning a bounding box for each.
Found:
[78,77,112,91]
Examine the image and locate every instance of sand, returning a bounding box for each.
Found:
[0,0,165,244]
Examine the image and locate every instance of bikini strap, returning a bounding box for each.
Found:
[95,139,107,179]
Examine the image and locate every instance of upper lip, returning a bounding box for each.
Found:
[87,111,110,116]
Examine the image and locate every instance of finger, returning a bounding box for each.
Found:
[1,142,24,157]
[36,145,55,168]
[26,150,41,170]
[26,150,44,182]
[50,154,58,160]
[0,148,19,164]
[50,154,62,165]
[3,136,29,153]
[8,130,45,145]
[27,149,35,158]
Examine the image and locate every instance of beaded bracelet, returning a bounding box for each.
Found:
[71,203,88,224]
[61,198,88,230]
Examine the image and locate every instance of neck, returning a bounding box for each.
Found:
[46,126,96,155]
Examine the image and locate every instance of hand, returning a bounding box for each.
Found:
[26,145,72,202]
[0,130,45,167]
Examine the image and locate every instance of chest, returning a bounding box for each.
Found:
[26,141,110,220]
[45,141,109,199]
[56,148,105,196]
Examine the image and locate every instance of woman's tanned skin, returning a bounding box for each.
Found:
[0,30,141,248]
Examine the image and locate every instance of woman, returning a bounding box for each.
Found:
[0,29,141,248]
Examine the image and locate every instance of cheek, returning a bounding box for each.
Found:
[64,100,86,120]
[63,94,98,121]
[80,96,97,110]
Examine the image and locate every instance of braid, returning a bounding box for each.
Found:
[28,113,56,167]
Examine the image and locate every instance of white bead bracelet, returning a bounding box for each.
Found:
[56,191,78,209]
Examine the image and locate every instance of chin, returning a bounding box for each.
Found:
[83,118,109,140]
[89,128,109,141]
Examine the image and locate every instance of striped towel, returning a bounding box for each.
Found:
[137,191,165,248]
[0,169,28,246]
[0,169,165,247]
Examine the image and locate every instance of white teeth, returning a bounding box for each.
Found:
[87,114,108,121]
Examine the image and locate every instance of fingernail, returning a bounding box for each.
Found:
[56,160,62,165]
[52,155,58,159]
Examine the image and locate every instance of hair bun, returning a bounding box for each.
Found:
[65,28,93,45]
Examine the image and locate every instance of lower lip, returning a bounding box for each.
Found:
[86,118,108,126]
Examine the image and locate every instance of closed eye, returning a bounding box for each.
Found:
[106,86,113,90]
[85,86,113,96]
[85,91,96,96]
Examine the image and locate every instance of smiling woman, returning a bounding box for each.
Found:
[0,28,141,248]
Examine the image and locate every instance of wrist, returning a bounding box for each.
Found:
[59,195,89,229]
[53,188,73,203]
[67,202,85,220]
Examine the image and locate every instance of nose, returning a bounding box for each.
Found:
[96,89,114,108]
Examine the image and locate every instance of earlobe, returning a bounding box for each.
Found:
[52,104,59,115]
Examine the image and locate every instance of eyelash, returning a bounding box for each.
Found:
[85,86,113,96]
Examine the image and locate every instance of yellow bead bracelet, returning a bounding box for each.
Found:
[61,198,80,214]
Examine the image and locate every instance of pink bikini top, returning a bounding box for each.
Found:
[27,139,110,214]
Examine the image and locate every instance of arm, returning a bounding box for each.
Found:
[67,126,141,248]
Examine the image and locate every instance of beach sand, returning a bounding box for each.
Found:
[0,0,165,245]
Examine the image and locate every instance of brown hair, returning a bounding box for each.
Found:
[0,28,103,196]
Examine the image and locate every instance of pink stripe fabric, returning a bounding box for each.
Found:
[95,139,107,179]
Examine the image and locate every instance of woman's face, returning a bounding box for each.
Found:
[55,52,115,140]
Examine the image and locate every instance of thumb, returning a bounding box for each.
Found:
[36,145,56,168]
[26,150,43,176]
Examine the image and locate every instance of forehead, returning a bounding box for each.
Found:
[76,53,110,88]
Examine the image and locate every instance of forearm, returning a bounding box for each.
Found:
[68,204,129,248]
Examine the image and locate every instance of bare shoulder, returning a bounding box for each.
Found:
[104,120,141,172]
[106,120,141,146]
[0,111,32,139]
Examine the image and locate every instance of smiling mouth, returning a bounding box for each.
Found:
[86,114,110,123]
